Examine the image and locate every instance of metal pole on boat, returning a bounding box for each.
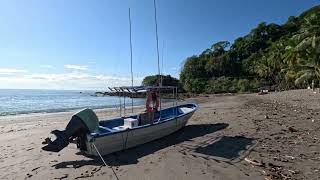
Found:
[175,87,178,115]
[172,87,175,115]
[123,95,126,117]
[129,8,134,114]
[153,0,161,120]
[153,0,160,80]
[117,89,122,117]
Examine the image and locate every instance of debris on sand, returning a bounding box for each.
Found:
[288,127,298,133]
[284,155,295,160]
[54,174,68,180]
[287,169,297,174]
[244,158,264,167]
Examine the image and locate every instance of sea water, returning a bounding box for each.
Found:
[0,89,145,116]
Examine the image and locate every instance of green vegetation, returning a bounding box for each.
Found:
[142,75,181,88]
[179,5,320,93]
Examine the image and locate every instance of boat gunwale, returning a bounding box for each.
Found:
[90,103,198,139]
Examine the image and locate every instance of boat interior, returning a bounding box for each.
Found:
[96,104,197,135]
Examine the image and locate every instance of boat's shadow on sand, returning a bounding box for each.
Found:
[52,123,255,168]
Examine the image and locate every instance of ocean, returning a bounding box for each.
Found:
[0,89,145,116]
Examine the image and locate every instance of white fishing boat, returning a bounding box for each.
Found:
[84,92,198,156]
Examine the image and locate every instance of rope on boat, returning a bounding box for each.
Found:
[92,142,120,180]
[121,130,130,150]
[124,131,129,149]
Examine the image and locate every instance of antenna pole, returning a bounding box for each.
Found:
[153,0,161,79]
[129,8,134,113]
[161,41,164,85]
[153,0,161,119]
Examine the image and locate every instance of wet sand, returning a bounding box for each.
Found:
[0,89,319,180]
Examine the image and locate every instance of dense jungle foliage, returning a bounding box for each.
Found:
[142,74,181,88]
[178,6,320,93]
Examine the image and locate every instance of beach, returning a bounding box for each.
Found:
[0,89,319,180]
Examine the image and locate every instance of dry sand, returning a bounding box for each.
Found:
[0,89,319,180]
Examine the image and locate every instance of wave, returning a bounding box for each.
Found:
[0,104,121,117]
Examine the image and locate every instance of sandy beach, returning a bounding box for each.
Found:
[0,89,319,180]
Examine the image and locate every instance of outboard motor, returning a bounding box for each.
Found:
[42,108,99,152]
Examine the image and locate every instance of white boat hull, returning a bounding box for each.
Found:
[84,107,195,156]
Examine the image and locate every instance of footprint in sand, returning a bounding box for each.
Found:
[75,174,91,179]
[31,167,41,172]
[26,173,33,178]
[54,174,68,180]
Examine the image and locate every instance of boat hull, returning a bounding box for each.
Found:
[84,106,196,156]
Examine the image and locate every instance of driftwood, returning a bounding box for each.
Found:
[244,158,264,167]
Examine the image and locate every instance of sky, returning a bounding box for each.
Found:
[0,0,319,90]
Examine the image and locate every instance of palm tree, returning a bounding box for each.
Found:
[282,12,320,88]
[295,36,320,86]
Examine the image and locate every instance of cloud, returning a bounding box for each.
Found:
[88,61,97,64]
[170,67,178,71]
[0,72,143,90]
[0,68,28,75]
[40,65,55,69]
[64,64,88,71]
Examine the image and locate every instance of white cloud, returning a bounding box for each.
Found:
[0,68,28,75]
[170,67,178,71]
[88,61,97,64]
[40,65,55,69]
[0,72,143,90]
[64,64,88,71]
